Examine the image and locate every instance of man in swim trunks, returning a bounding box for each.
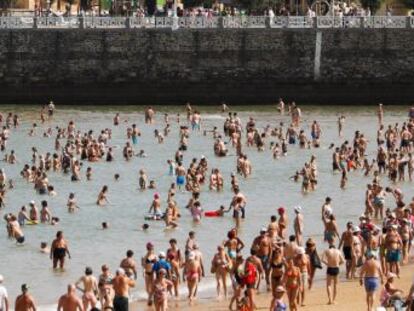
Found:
[57,284,84,311]
[112,268,135,311]
[175,162,186,191]
[385,225,402,277]
[321,245,344,305]
[338,221,354,279]
[251,228,272,291]
[360,253,383,311]
[50,231,71,269]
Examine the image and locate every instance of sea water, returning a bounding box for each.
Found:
[0,105,411,308]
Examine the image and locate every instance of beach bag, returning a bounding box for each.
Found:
[243,261,257,286]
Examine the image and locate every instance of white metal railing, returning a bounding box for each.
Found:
[364,16,407,28]
[177,16,219,28]
[129,16,155,28]
[0,16,33,28]
[84,17,126,28]
[0,16,413,29]
[37,16,79,28]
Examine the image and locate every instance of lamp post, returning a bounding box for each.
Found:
[172,0,178,29]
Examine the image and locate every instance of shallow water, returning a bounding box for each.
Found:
[0,104,411,307]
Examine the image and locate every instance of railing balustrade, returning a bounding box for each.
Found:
[0,16,412,29]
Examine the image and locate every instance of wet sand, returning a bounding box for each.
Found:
[132,262,414,311]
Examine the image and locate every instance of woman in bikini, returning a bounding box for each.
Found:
[152,269,173,311]
[166,239,182,298]
[211,245,232,299]
[142,242,157,306]
[183,252,202,303]
[270,245,285,291]
[282,258,301,311]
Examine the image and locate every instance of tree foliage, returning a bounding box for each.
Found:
[181,0,215,8]
[0,0,14,11]
[359,0,382,13]
[403,0,414,9]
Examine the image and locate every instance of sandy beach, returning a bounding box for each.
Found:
[133,262,414,311]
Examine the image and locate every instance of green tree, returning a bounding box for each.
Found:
[359,0,383,14]
[0,0,14,13]
[403,0,414,9]
[181,0,223,8]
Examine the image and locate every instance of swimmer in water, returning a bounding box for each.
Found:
[67,193,79,213]
[96,185,109,206]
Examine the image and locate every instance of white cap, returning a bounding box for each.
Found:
[188,252,196,260]
[294,206,302,213]
[116,268,125,275]
[387,272,396,279]
[158,251,166,258]
[353,226,361,233]
[30,200,35,205]
[0,275,3,283]
[201,155,205,159]
[260,227,267,233]
[296,247,305,255]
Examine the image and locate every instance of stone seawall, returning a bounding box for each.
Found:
[0,28,413,104]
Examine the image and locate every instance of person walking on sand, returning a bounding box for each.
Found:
[360,253,384,311]
[57,284,84,311]
[321,245,345,305]
[183,252,202,303]
[152,269,172,311]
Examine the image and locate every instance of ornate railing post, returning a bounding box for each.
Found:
[125,17,130,29]
[218,16,224,29]
[406,16,411,29]
[360,16,364,29]
[313,16,317,29]
[33,16,38,29]
[79,16,84,29]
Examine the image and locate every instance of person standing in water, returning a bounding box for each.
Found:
[50,231,71,270]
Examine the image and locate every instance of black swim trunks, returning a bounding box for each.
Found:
[327,267,339,276]
[113,295,129,311]
[343,246,352,261]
